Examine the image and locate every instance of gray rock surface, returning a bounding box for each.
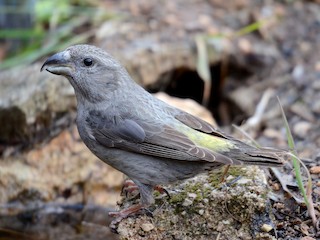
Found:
[115,166,276,240]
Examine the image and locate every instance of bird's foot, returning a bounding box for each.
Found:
[154,185,170,199]
[109,203,144,218]
[121,179,170,199]
[109,203,152,232]
[121,179,139,198]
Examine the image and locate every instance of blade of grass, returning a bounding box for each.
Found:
[277,97,317,227]
[234,20,266,37]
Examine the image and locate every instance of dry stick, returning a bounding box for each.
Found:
[243,88,275,131]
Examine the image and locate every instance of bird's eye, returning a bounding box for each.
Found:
[83,58,93,66]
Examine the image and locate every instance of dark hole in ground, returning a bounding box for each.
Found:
[147,59,253,126]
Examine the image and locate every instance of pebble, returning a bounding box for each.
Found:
[290,103,315,122]
[182,198,194,206]
[261,223,273,232]
[310,166,320,174]
[222,220,230,225]
[292,64,305,84]
[311,100,320,114]
[300,237,316,240]
[293,121,312,138]
[263,128,283,140]
[236,178,251,185]
[198,209,204,215]
[216,222,224,232]
[187,193,197,199]
[141,223,155,232]
[312,78,320,90]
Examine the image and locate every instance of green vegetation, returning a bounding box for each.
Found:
[0,0,116,70]
[278,98,317,227]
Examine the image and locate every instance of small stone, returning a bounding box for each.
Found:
[293,121,312,138]
[263,128,283,140]
[290,103,315,122]
[310,166,320,174]
[238,38,252,53]
[182,198,193,206]
[315,59,320,70]
[311,100,320,114]
[198,209,204,215]
[216,222,224,232]
[271,182,280,191]
[292,65,305,83]
[187,193,197,199]
[141,223,154,232]
[301,237,316,240]
[300,222,310,235]
[261,223,273,232]
[236,178,251,185]
[222,220,230,225]
[226,175,235,181]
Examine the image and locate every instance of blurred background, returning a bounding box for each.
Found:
[0,0,319,239]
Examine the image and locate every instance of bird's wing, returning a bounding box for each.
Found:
[86,110,235,164]
[174,110,229,138]
[174,109,286,166]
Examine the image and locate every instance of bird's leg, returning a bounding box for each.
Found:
[220,165,231,183]
[109,182,155,231]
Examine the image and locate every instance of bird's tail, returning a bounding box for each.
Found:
[220,140,288,167]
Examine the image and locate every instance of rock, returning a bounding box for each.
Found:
[261,223,273,232]
[290,102,315,122]
[182,198,194,207]
[229,87,258,116]
[116,166,277,240]
[0,64,76,149]
[154,92,217,126]
[0,129,123,206]
[311,97,320,114]
[198,209,205,215]
[292,64,305,86]
[140,223,155,232]
[310,166,320,174]
[293,121,312,138]
[0,203,116,240]
[300,237,316,240]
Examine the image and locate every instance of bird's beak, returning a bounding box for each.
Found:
[41,51,73,76]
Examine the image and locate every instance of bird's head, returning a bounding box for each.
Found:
[41,44,131,103]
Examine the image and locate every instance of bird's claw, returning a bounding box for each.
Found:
[121,179,140,198]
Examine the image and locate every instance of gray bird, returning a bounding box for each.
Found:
[41,44,286,221]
